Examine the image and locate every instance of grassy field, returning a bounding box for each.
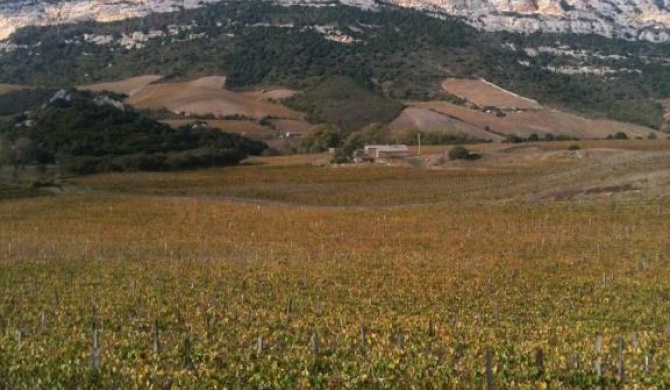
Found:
[1,140,670,388]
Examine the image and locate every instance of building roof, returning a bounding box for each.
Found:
[364,144,409,152]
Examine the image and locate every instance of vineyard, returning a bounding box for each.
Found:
[1,141,670,388]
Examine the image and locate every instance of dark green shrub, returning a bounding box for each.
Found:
[331,148,350,164]
[608,132,629,140]
[504,134,523,143]
[448,145,471,160]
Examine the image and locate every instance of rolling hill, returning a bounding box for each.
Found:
[74,75,666,145]
[78,75,164,97]
[403,100,663,140]
[124,77,303,120]
[442,79,543,110]
[77,75,313,142]
[388,107,504,142]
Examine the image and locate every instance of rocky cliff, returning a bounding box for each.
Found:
[0,0,669,42]
[385,0,670,41]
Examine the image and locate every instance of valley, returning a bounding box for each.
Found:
[1,1,670,387]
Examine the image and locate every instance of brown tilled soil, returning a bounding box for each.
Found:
[126,77,302,120]
[660,98,670,120]
[388,107,503,141]
[408,101,662,139]
[442,78,543,110]
[0,84,29,95]
[77,75,164,97]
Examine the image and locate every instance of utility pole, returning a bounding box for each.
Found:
[417,132,422,156]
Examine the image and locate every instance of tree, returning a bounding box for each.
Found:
[608,132,629,140]
[300,125,342,153]
[342,123,389,158]
[0,135,11,166]
[342,132,365,160]
[13,137,34,170]
[448,145,472,160]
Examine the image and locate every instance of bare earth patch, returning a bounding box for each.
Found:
[0,84,29,95]
[77,75,164,97]
[126,77,302,120]
[660,98,670,120]
[388,107,503,141]
[408,101,662,139]
[442,78,543,110]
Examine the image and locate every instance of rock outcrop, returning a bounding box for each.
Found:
[385,0,670,41]
[0,0,668,42]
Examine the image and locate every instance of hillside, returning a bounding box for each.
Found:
[0,72,659,147]
[78,75,313,142]
[125,76,302,120]
[73,75,667,145]
[0,88,56,116]
[405,100,663,140]
[388,107,504,142]
[1,0,669,42]
[0,89,267,173]
[284,76,404,133]
[0,1,668,131]
[388,77,664,142]
[442,79,543,110]
[78,75,164,96]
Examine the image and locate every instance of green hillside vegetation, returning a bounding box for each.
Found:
[284,76,404,133]
[0,90,267,174]
[0,88,57,116]
[0,1,668,129]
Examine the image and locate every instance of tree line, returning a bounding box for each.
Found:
[0,90,267,174]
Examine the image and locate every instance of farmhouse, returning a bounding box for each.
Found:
[363,144,410,159]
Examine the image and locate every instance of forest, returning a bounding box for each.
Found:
[0,90,267,174]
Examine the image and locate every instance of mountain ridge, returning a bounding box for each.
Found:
[0,0,669,42]
[0,1,667,132]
